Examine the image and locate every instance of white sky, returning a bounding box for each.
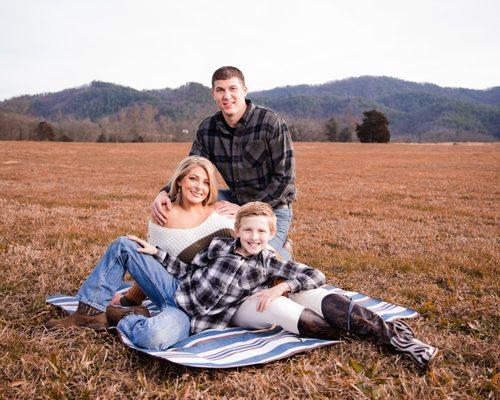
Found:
[1,0,499,100]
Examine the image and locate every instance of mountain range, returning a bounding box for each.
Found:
[1,76,498,142]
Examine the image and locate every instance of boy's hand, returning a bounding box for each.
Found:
[248,282,291,312]
[127,235,158,256]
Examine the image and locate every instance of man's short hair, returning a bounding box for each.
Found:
[235,201,277,234]
[211,66,246,88]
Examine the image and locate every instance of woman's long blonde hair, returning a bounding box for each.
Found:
[168,156,218,206]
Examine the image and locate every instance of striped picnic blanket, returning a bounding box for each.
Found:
[47,285,418,368]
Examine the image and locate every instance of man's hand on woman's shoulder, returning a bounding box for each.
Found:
[151,190,172,225]
[215,201,240,218]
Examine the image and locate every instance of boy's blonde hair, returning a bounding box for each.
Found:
[235,202,277,233]
[168,156,218,206]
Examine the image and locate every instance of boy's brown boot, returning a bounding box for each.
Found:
[45,302,108,331]
[105,305,150,327]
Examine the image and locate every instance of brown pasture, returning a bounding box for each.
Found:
[0,141,498,399]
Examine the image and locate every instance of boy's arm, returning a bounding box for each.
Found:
[154,247,209,278]
[268,258,326,293]
[248,258,325,312]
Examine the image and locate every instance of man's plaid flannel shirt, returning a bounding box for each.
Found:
[188,100,296,208]
[154,237,325,334]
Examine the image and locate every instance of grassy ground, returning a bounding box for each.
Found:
[0,141,498,399]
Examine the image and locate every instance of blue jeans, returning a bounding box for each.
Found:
[76,237,190,350]
[217,189,293,260]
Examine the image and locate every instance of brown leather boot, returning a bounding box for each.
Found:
[106,305,150,327]
[46,302,108,331]
[297,308,337,339]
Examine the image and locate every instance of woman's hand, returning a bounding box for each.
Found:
[126,235,158,256]
[248,282,291,312]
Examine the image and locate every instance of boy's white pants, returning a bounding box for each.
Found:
[230,287,332,334]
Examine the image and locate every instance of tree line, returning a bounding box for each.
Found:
[1,77,498,142]
[0,106,392,143]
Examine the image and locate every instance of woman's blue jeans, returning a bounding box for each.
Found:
[76,237,190,350]
[217,189,293,260]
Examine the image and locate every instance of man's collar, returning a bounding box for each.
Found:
[239,99,254,126]
[215,99,254,132]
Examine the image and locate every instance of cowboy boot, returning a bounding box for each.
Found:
[389,335,438,369]
[392,319,415,339]
[342,300,437,368]
[297,308,338,340]
[119,283,147,306]
[321,293,438,368]
[320,293,396,344]
[106,305,150,327]
[46,302,108,331]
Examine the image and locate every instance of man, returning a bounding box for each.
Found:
[151,66,296,259]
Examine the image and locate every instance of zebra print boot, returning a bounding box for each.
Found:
[320,294,437,369]
[392,319,415,339]
[390,335,438,369]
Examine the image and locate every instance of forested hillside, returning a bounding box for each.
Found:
[1,77,498,142]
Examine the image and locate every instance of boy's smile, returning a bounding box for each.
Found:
[235,215,274,257]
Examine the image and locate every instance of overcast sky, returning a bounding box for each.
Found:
[1,0,499,100]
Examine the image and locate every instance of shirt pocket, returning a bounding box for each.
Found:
[188,274,221,308]
[205,265,237,295]
[238,265,268,291]
[243,140,270,167]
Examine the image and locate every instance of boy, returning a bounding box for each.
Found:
[129,202,438,369]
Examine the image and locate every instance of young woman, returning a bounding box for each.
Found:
[46,156,234,350]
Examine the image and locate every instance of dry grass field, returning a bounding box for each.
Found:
[0,141,498,399]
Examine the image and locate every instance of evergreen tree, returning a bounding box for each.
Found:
[356,110,390,143]
[36,121,55,141]
[325,117,338,141]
